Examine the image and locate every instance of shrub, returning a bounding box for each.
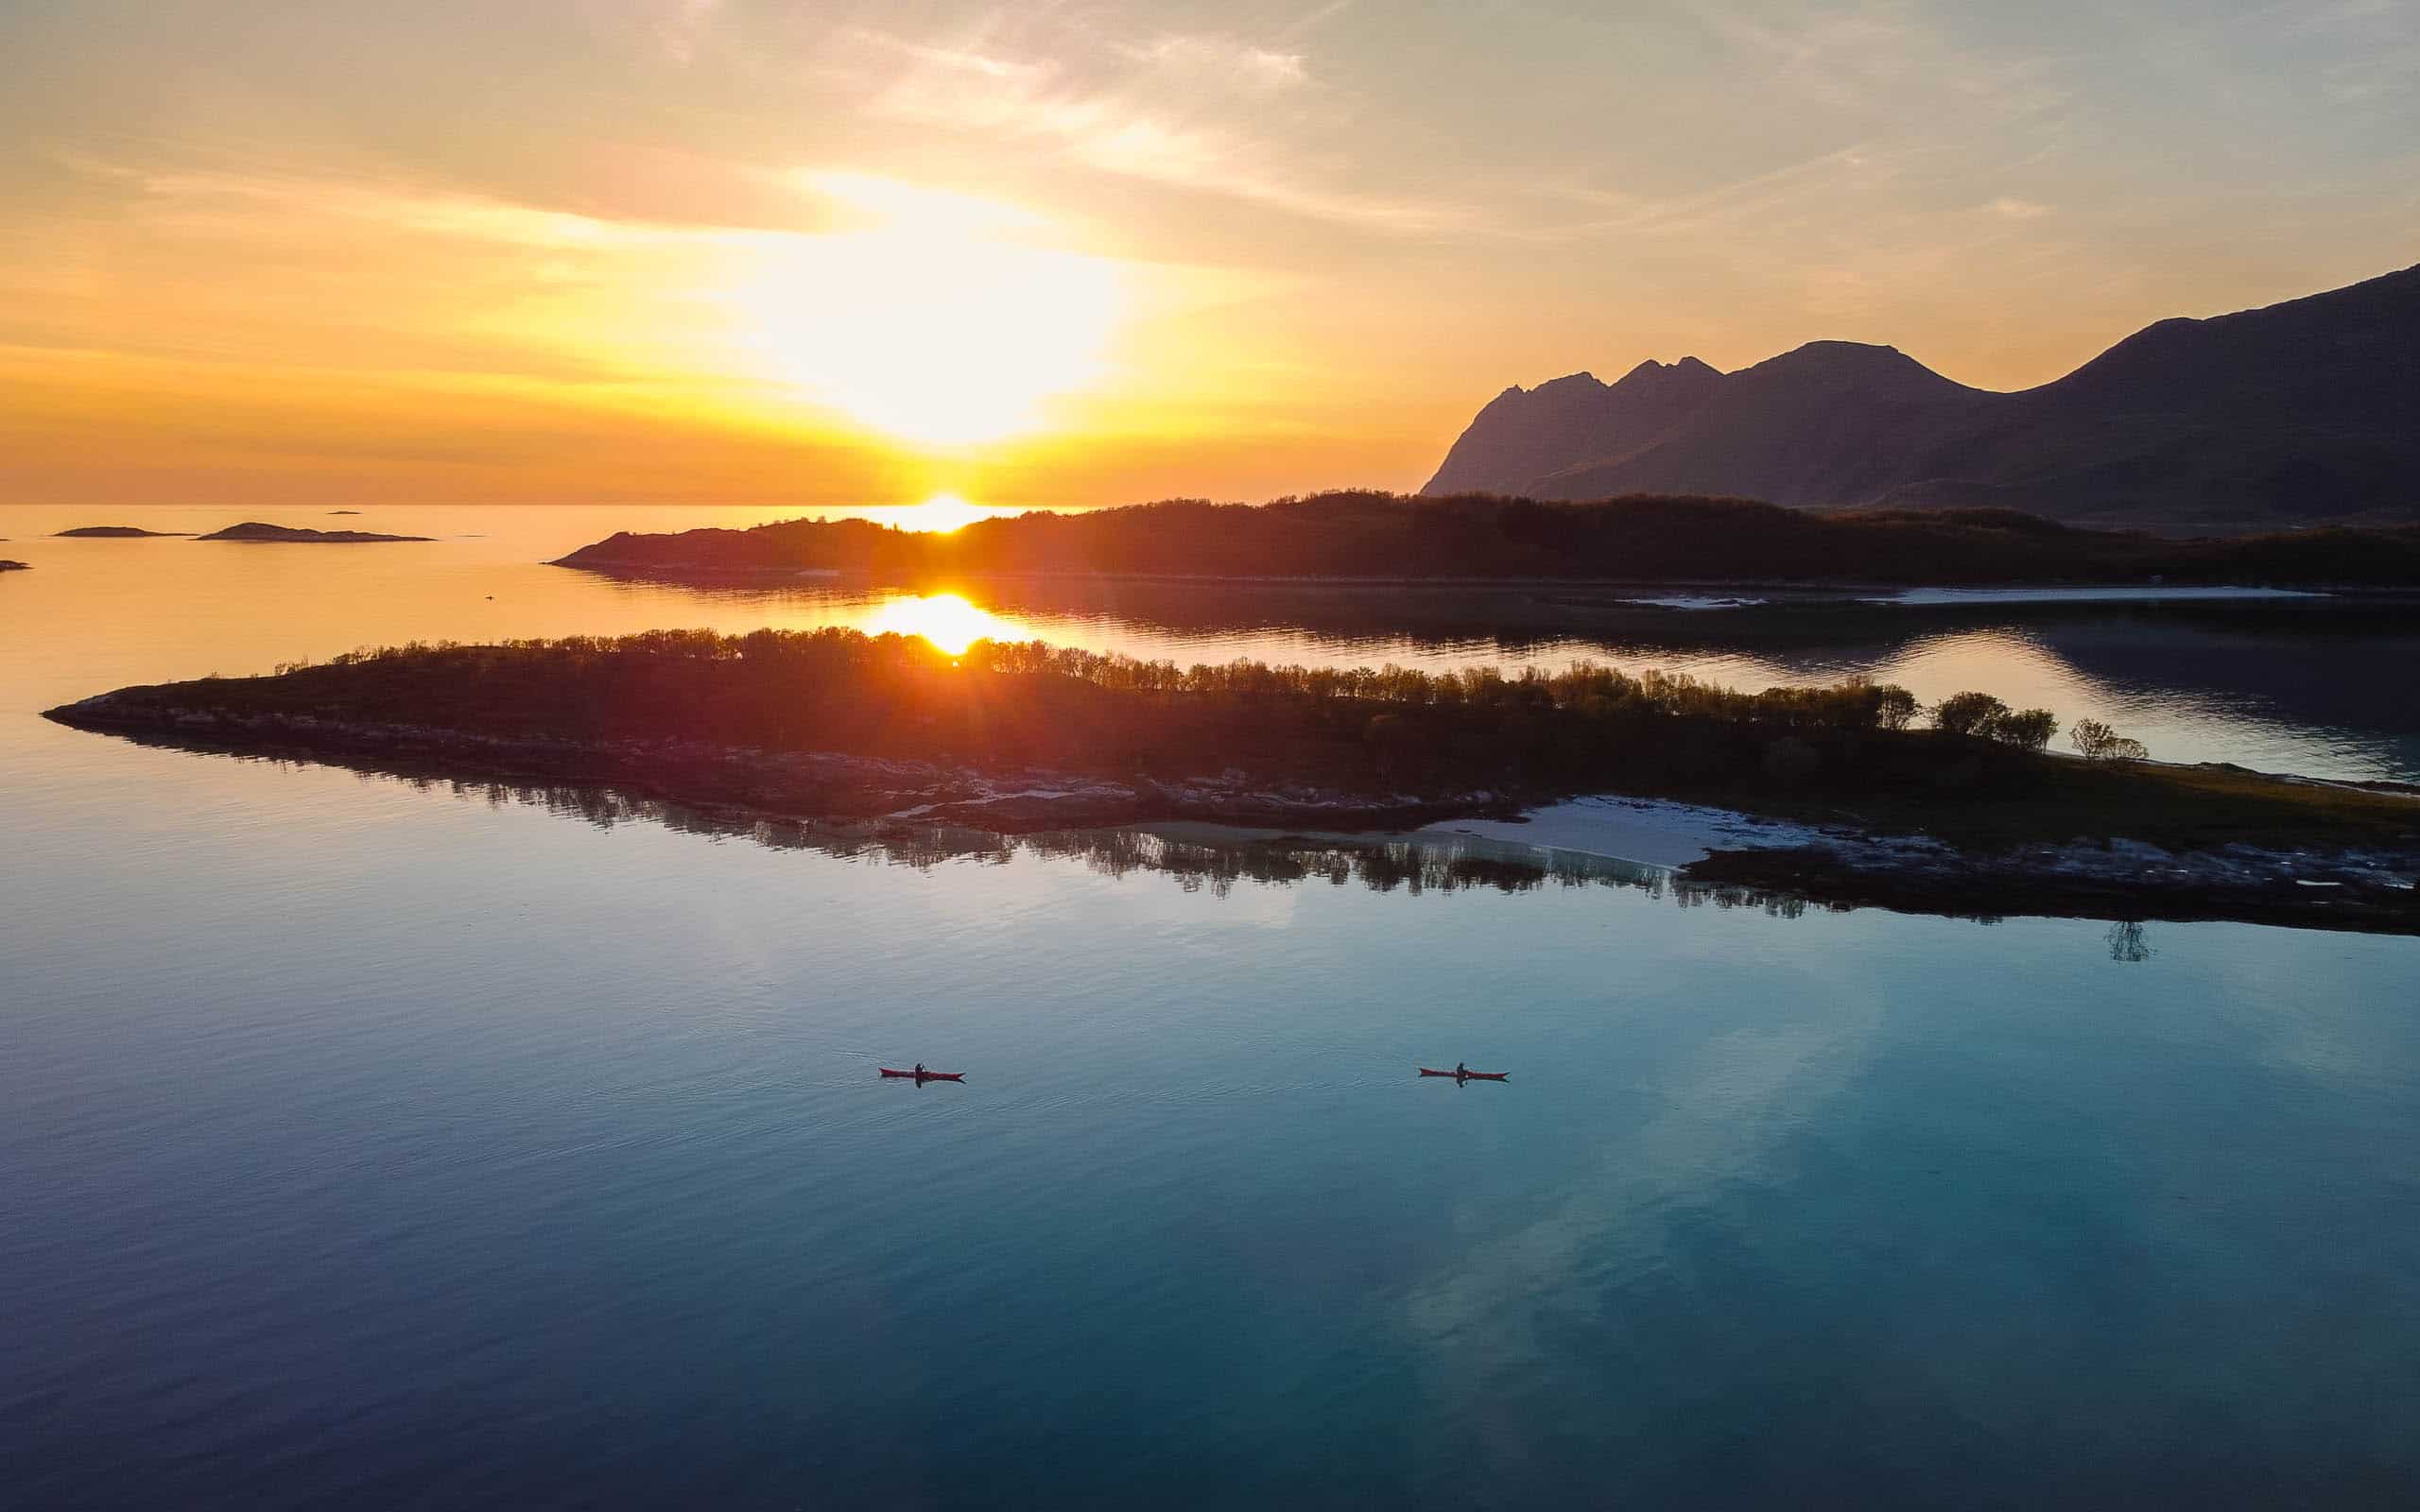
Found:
[2071,718,2150,764]
[1992,709,2058,752]
[1934,691,2010,738]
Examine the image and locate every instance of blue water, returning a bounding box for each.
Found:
[5,507,2419,1506]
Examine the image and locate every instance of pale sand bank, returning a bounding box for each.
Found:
[1417,794,1833,868]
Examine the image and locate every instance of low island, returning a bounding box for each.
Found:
[199,522,431,543]
[56,525,194,538]
[45,628,2419,934]
[552,491,2420,587]
[0,559,26,573]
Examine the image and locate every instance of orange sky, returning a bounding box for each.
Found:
[3,1,2415,510]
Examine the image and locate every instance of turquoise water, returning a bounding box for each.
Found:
[5,507,2419,1506]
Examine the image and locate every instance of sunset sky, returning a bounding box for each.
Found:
[4,0,2415,511]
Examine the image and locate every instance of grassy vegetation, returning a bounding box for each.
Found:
[554,491,2420,586]
[59,627,2420,855]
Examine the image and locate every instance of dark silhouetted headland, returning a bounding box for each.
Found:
[198,522,431,543]
[45,629,2420,933]
[1426,263,2420,532]
[0,559,26,573]
[553,493,2420,586]
[56,525,194,538]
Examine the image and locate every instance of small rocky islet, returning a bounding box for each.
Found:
[199,522,430,543]
[54,521,427,542]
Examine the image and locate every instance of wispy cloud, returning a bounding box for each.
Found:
[1111,35,1310,88]
[1534,144,1907,243]
[841,22,1478,236]
[651,0,720,65]
[1983,197,2051,219]
[1682,0,2073,129]
[128,166,703,250]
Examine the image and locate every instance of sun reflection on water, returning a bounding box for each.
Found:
[863,592,1024,656]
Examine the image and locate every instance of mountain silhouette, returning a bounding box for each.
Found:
[1423,263,2420,531]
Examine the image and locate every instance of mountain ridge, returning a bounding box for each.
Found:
[1424,263,2420,532]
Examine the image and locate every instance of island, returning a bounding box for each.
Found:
[55,525,193,538]
[44,628,2419,935]
[551,492,2420,587]
[0,559,26,573]
[198,522,432,543]
[328,509,363,515]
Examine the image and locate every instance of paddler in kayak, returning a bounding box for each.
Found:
[913,1062,926,1078]
[1455,1061,1469,1080]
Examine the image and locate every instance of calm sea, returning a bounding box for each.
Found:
[5,505,2417,1507]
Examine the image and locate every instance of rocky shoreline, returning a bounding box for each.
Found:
[1685,839,2420,935]
[43,694,1495,834]
[45,692,2420,936]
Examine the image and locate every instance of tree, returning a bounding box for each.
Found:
[2070,718,2149,763]
[1873,685,1921,730]
[1934,691,2009,738]
[1992,708,2058,751]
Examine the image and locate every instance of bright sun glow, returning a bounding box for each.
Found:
[863,592,1021,656]
[846,492,1004,533]
[727,175,1123,447]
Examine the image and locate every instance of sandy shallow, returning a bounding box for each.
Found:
[1417,794,1832,868]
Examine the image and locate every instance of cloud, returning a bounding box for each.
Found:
[1678,0,2073,134]
[1542,144,1907,242]
[125,166,704,251]
[843,23,1475,236]
[652,0,720,65]
[1111,35,1310,88]
[1983,197,2051,219]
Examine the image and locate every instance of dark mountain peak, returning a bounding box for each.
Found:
[1614,356,1728,390]
[1531,370,1606,394]
[1748,340,1959,390]
[1424,260,2420,529]
[1423,358,1724,496]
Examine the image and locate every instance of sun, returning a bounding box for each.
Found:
[725,176,1123,447]
[863,492,1001,534]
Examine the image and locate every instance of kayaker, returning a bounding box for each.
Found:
[1456,1061,1468,1079]
[914,1062,925,1077]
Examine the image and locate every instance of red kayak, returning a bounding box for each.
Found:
[879,1068,965,1081]
[1419,1067,1509,1080]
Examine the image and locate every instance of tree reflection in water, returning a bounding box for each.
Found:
[164,741,2202,946]
[342,756,1821,916]
[2106,919,2155,962]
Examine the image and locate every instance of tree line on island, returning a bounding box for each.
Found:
[70,626,2411,858]
[553,492,2420,587]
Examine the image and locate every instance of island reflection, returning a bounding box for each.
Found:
[402,765,2162,956]
[566,568,2420,782]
